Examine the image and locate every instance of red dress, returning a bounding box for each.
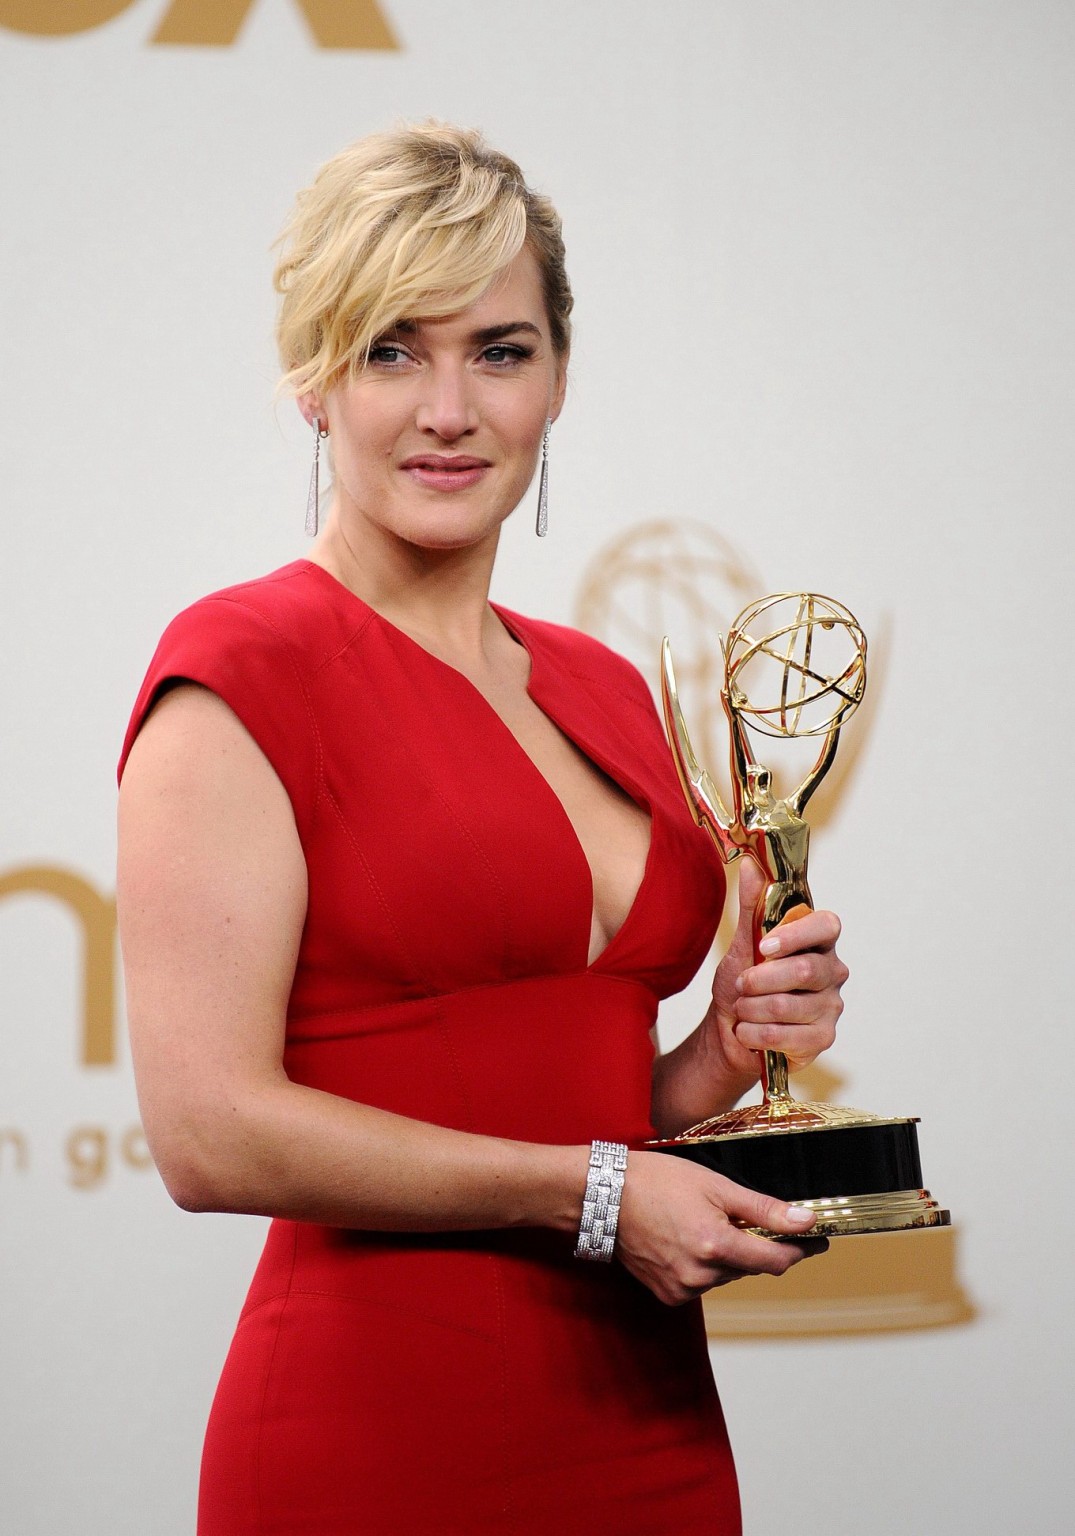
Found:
[120,559,740,1535]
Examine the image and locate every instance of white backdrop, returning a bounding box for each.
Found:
[1,3,1072,1532]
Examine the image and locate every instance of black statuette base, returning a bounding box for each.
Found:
[653,1119,925,1204]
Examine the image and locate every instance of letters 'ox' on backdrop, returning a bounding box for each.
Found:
[0,0,399,47]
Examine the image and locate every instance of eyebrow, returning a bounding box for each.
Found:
[470,321,542,344]
[390,319,541,343]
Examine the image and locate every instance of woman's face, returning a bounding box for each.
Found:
[304,248,566,554]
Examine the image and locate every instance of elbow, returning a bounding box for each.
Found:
[139,1078,293,1216]
[164,1168,225,1214]
[148,1121,254,1216]
[156,1148,233,1214]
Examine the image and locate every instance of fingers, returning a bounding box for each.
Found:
[734,991,842,1033]
[665,1192,828,1302]
[615,1154,831,1306]
[740,912,845,1000]
[642,1227,826,1306]
[732,1027,838,1074]
[719,906,845,1000]
[704,1185,828,1268]
[731,907,847,1063]
[758,907,841,957]
[734,962,844,1049]
[738,949,849,1000]
[734,996,841,1051]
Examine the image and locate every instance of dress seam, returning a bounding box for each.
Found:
[496,613,658,720]
[198,592,326,830]
[242,1284,500,1342]
[285,969,658,1027]
[253,1221,298,1533]
[310,605,379,675]
[406,751,515,977]
[558,667,657,712]
[436,993,480,1134]
[322,786,437,990]
[491,1254,519,1534]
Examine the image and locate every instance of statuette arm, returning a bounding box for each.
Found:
[789,719,842,815]
[660,639,743,862]
[722,687,763,825]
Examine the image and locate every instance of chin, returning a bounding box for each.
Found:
[395,508,511,551]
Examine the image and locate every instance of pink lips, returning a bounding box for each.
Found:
[399,454,491,492]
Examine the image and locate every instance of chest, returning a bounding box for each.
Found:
[286,625,725,1016]
[481,682,653,954]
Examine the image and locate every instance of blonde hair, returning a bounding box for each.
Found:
[274,123,573,398]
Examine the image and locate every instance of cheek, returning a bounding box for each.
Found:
[334,410,402,471]
[493,395,552,455]
[500,423,545,481]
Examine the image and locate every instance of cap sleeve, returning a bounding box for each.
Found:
[117,594,320,838]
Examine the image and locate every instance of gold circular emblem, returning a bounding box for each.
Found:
[575,519,763,769]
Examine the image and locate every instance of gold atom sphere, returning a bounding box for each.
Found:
[724,593,867,739]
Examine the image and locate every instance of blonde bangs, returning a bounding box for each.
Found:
[273,124,571,400]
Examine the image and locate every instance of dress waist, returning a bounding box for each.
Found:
[283,971,660,1147]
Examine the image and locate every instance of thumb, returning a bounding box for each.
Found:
[734,858,764,949]
[720,1178,818,1237]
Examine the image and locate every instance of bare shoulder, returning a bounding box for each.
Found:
[122,683,298,823]
[117,685,307,1201]
[125,679,268,772]
[118,682,307,952]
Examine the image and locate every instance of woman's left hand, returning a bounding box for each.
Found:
[706,860,849,1081]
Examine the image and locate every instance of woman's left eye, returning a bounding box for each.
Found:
[482,345,531,366]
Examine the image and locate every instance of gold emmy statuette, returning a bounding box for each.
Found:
[653,594,949,1237]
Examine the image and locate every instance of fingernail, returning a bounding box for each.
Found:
[734,975,745,994]
[758,935,780,956]
[787,1206,814,1224]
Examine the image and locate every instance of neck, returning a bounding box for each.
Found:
[310,510,503,665]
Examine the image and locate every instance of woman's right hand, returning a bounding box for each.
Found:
[615,1151,826,1306]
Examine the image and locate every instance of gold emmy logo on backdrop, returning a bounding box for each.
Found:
[576,520,764,779]
[576,530,974,1335]
[0,866,118,1066]
[0,0,400,48]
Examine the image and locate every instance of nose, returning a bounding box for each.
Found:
[414,362,478,442]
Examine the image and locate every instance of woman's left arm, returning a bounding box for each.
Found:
[650,860,849,1139]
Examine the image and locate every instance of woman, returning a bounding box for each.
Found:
[117,124,847,1535]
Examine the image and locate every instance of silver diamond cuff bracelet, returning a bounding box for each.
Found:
[574,1140,628,1262]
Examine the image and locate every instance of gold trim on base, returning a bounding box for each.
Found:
[661,1106,913,1144]
[749,1188,951,1238]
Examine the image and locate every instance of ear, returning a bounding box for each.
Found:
[297,392,327,431]
[548,354,569,424]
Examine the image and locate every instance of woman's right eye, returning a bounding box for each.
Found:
[367,344,408,366]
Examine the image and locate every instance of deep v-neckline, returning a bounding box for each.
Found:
[491,604,656,971]
[299,560,656,971]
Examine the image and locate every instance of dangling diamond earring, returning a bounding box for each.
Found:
[534,420,549,540]
[306,416,329,537]
[535,418,551,537]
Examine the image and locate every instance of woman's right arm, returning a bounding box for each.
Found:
[118,684,821,1301]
